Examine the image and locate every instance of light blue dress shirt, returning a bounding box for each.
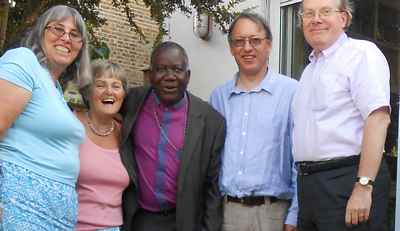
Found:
[209,69,298,226]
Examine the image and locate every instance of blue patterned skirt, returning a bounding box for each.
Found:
[0,161,78,231]
[97,227,120,231]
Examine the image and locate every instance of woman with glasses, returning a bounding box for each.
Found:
[75,60,129,231]
[0,5,90,230]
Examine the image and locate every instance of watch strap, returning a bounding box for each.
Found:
[356,176,374,186]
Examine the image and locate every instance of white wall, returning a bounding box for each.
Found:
[268,0,281,71]
[165,0,272,100]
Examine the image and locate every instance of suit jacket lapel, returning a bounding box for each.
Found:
[121,87,150,144]
[120,86,151,185]
[177,93,204,192]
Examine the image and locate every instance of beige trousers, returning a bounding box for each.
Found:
[223,198,289,231]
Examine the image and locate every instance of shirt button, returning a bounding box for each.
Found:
[240,151,244,155]
[244,112,248,116]
[238,171,243,175]
[242,132,246,136]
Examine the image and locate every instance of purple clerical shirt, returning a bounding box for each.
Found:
[133,91,188,211]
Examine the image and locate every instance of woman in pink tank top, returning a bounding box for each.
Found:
[75,60,130,231]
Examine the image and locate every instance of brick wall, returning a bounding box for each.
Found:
[96,0,159,87]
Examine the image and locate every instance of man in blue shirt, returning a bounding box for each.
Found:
[209,12,298,231]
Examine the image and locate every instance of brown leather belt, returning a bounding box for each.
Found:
[225,195,279,206]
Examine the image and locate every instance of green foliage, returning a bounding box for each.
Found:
[3,0,105,53]
[139,0,244,43]
[392,146,398,157]
[2,0,242,53]
[89,41,110,60]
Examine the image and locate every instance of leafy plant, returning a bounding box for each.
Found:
[387,145,398,157]
[0,0,243,54]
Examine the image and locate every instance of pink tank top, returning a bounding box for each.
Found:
[76,136,130,230]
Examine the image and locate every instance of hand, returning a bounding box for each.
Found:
[345,183,373,227]
[283,224,297,231]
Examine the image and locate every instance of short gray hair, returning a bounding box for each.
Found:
[228,12,272,43]
[80,59,127,108]
[23,5,91,87]
[150,41,189,70]
[337,0,354,27]
[299,0,354,29]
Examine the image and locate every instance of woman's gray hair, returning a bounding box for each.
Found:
[23,5,91,87]
[80,59,128,108]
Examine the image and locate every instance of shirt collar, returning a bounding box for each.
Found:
[151,90,188,110]
[309,32,348,61]
[228,68,276,98]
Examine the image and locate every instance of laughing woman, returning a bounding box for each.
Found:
[0,5,90,230]
[75,60,129,231]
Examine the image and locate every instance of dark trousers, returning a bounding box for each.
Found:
[132,208,176,231]
[297,160,390,231]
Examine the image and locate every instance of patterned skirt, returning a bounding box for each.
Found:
[97,227,120,231]
[0,161,78,231]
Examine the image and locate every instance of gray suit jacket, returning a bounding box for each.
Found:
[119,86,226,231]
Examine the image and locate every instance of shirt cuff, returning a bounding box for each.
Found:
[285,210,298,227]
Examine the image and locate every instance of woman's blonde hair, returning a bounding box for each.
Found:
[80,59,127,108]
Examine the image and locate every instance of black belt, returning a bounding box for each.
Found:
[225,195,279,206]
[296,155,360,176]
[139,207,176,216]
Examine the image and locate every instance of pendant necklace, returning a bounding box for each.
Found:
[153,109,179,151]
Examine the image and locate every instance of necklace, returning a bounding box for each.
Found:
[153,109,180,151]
[86,112,115,137]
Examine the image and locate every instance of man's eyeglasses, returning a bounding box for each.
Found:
[230,37,268,48]
[299,8,343,20]
[152,66,187,76]
[45,25,83,43]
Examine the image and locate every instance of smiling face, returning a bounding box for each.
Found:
[150,48,190,106]
[42,16,83,74]
[88,73,126,116]
[229,18,271,77]
[302,0,347,52]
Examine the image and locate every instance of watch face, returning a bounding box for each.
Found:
[359,177,369,185]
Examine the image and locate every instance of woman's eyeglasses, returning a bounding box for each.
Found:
[45,25,83,43]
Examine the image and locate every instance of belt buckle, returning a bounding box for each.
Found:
[298,162,310,176]
[269,196,278,204]
[160,208,175,216]
[161,209,169,216]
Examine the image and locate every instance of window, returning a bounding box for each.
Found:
[280,3,310,80]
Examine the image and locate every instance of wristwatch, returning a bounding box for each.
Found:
[357,176,374,186]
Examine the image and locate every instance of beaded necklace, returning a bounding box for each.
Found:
[86,112,115,137]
